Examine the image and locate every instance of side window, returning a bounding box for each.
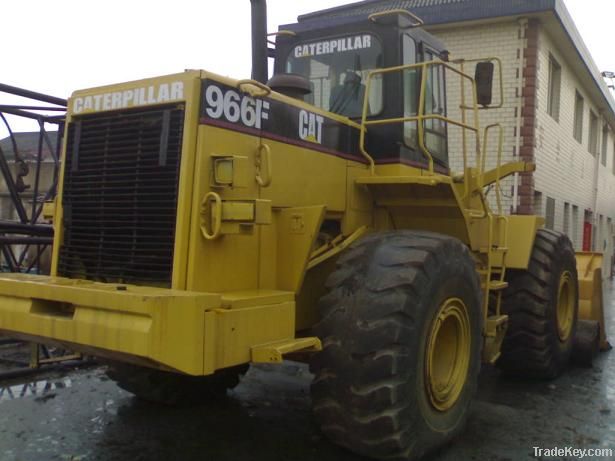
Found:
[403,35,419,149]
[403,37,448,162]
[423,47,448,160]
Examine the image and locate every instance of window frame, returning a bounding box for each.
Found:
[589,110,598,156]
[601,125,609,167]
[284,32,385,118]
[402,34,420,150]
[547,54,561,122]
[545,196,556,230]
[573,91,584,143]
[418,41,448,160]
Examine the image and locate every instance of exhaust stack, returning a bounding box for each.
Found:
[250,0,268,84]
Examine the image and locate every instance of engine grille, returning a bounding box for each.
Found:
[58,105,185,286]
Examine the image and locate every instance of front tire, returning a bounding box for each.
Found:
[498,229,578,379]
[310,231,482,460]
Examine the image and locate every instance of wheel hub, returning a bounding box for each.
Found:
[425,298,471,412]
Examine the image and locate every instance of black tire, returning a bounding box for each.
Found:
[106,362,246,405]
[498,229,578,379]
[310,231,482,460]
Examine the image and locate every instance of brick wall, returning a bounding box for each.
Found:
[430,18,615,275]
[535,25,615,273]
[432,20,524,215]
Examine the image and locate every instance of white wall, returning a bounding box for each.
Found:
[430,19,615,276]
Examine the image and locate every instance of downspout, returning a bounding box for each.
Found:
[591,115,601,250]
[513,18,528,213]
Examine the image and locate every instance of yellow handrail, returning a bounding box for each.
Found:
[201,192,222,240]
[368,9,424,27]
[483,124,504,214]
[360,60,481,177]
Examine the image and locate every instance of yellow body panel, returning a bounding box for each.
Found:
[0,273,301,375]
[50,71,205,292]
[576,252,609,350]
[501,215,544,269]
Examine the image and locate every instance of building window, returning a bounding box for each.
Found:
[534,191,543,216]
[545,197,556,230]
[599,215,604,251]
[547,55,561,121]
[573,91,584,143]
[572,205,580,249]
[563,202,570,235]
[602,125,609,166]
[589,111,598,155]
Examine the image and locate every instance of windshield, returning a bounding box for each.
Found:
[286,34,384,118]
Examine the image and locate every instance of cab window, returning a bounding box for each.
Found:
[423,47,448,159]
[403,35,419,149]
[286,34,384,118]
[403,36,448,162]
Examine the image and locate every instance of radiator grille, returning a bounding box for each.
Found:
[58,105,185,286]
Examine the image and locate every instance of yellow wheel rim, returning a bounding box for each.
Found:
[425,298,471,412]
[557,271,575,342]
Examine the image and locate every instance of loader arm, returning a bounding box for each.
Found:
[480,161,536,188]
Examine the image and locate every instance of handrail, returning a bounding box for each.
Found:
[200,192,222,240]
[368,9,424,28]
[267,30,296,46]
[237,79,272,98]
[483,124,504,214]
[360,60,481,177]
[256,143,273,187]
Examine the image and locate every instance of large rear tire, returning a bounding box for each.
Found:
[310,231,482,460]
[106,362,246,405]
[498,229,578,379]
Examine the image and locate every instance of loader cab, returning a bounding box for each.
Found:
[273,11,450,170]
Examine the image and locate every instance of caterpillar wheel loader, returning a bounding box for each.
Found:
[0,1,609,459]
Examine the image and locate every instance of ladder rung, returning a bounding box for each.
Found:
[479,247,508,253]
[467,211,486,218]
[488,281,508,291]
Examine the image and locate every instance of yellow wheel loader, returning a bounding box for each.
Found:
[0,1,608,459]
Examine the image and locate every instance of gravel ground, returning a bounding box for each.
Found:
[0,282,613,461]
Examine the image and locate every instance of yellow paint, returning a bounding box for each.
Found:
[482,315,508,364]
[214,302,295,368]
[576,252,609,350]
[0,273,307,375]
[42,201,55,222]
[425,297,471,412]
[504,215,544,268]
[252,337,322,363]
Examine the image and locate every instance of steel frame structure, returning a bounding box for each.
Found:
[0,83,65,274]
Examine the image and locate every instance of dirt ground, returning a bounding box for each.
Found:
[0,282,613,461]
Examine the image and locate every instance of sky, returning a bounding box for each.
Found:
[0,0,613,133]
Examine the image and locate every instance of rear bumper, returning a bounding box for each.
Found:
[0,274,296,375]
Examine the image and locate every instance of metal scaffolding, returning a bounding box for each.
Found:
[0,83,65,274]
[0,84,84,379]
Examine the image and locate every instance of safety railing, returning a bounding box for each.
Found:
[483,123,504,215]
[359,60,482,181]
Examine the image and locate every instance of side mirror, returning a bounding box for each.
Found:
[475,61,494,107]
